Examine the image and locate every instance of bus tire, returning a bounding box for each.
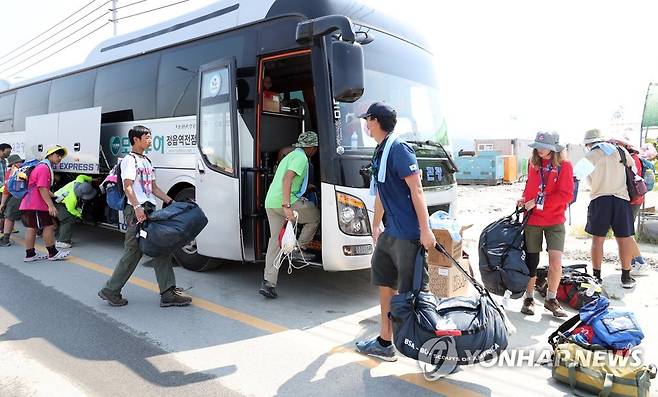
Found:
[171,187,219,272]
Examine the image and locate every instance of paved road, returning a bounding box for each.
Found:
[0,224,656,396]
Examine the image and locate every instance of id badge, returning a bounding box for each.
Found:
[536,193,545,211]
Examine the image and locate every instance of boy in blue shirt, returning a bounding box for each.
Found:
[355,102,436,361]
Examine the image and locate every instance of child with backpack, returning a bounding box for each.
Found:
[517,131,574,318]
[19,146,70,261]
[0,154,24,247]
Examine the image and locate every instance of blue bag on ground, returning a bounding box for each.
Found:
[478,208,530,298]
[390,246,508,371]
[138,201,208,257]
[579,296,644,350]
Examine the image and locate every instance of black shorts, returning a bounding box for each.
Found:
[585,196,634,238]
[21,210,54,229]
[371,233,428,292]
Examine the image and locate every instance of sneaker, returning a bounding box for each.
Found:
[0,238,11,247]
[630,261,651,276]
[24,253,49,262]
[98,289,128,306]
[544,298,568,318]
[621,276,637,289]
[356,337,397,362]
[520,298,535,315]
[48,250,70,261]
[55,241,72,249]
[258,280,278,299]
[12,229,19,234]
[160,287,192,307]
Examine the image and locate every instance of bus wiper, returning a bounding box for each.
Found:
[405,140,459,173]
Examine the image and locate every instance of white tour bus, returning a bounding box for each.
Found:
[0,0,457,271]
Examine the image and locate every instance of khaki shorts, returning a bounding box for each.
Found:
[524,224,566,253]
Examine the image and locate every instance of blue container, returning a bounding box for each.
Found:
[455,151,504,184]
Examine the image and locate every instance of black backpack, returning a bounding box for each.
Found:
[478,208,530,299]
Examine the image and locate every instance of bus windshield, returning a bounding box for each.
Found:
[338,29,449,152]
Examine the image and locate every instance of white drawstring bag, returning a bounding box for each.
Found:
[274,211,312,274]
[280,219,297,255]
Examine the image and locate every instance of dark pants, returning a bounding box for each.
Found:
[371,232,428,292]
[102,204,176,294]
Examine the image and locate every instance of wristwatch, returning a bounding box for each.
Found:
[282,203,291,208]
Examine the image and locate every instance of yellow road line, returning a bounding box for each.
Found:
[14,238,483,397]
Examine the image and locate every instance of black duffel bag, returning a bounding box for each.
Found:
[138,201,208,257]
[478,208,530,298]
[389,244,509,374]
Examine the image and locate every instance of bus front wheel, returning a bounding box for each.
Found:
[171,187,219,272]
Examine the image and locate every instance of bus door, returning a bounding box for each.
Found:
[194,57,243,261]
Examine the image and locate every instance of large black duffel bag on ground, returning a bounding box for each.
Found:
[389,244,510,376]
[478,208,530,298]
[138,201,208,257]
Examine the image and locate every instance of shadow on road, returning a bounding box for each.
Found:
[0,263,236,390]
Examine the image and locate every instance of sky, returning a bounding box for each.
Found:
[1,0,658,145]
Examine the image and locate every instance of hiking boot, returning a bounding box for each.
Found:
[259,280,278,299]
[621,276,637,289]
[48,250,70,261]
[356,337,397,362]
[24,253,48,262]
[520,298,535,315]
[0,237,11,247]
[544,299,568,318]
[160,287,192,307]
[98,289,128,306]
[55,241,72,249]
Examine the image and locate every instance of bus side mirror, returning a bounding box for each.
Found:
[331,40,364,103]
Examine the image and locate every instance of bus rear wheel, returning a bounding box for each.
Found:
[171,187,219,272]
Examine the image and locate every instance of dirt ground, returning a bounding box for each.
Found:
[455,182,658,299]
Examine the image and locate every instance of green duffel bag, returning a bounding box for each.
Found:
[553,342,656,397]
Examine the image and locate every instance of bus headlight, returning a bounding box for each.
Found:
[336,192,371,236]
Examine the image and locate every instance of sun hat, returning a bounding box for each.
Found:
[45,145,68,158]
[293,131,319,148]
[7,154,23,166]
[528,131,564,152]
[610,131,638,151]
[583,129,606,145]
[74,182,97,201]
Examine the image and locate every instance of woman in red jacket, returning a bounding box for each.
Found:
[517,131,574,318]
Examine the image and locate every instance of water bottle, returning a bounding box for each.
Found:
[350,131,358,149]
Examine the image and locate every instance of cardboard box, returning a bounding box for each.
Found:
[262,92,280,113]
[427,228,462,267]
[428,257,471,298]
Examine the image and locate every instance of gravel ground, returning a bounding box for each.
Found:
[455,183,658,271]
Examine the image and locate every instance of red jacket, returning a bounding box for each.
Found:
[523,159,574,226]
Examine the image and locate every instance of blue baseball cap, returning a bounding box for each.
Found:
[359,102,397,119]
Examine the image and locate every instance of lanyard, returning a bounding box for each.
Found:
[539,163,553,193]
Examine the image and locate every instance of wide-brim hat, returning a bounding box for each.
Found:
[583,129,606,145]
[611,132,638,151]
[528,131,564,152]
[74,182,97,201]
[46,145,68,158]
[293,130,319,148]
[7,154,24,166]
